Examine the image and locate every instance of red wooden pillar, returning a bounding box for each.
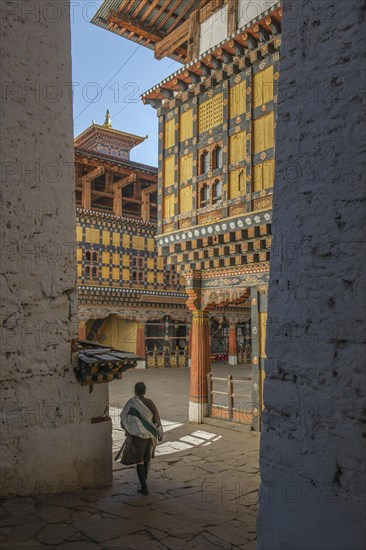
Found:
[188,324,192,366]
[228,324,238,365]
[136,322,146,369]
[189,310,211,422]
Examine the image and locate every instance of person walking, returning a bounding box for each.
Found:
[117,381,163,495]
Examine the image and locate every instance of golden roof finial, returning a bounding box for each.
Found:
[104,109,112,128]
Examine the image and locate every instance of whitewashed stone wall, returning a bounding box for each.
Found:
[0,1,112,497]
[258,1,366,549]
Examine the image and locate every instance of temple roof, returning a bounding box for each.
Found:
[74,110,148,160]
[91,0,211,63]
[75,147,158,176]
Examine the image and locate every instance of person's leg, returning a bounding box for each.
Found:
[144,440,153,480]
[144,459,150,479]
[136,461,148,495]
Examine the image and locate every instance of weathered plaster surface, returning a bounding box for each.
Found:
[258,1,366,549]
[0,1,112,496]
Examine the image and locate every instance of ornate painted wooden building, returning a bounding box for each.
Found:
[76,112,250,370]
[92,0,281,429]
[75,112,192,368]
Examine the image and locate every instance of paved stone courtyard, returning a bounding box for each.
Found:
[0,366,259,549]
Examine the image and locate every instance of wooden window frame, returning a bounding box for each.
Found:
[198,177,223,208]
[198,140,224,175]
[213,146,223,170]
[84,249,99,280]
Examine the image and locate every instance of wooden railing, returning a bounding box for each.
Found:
[206,372,252,425]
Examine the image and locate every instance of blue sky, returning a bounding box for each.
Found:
[71,1,180,166]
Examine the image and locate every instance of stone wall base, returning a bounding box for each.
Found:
[189,401,208,423]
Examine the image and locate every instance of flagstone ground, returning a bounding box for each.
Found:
[0,365,258,550]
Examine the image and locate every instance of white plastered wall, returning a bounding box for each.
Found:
[0,1,112,497]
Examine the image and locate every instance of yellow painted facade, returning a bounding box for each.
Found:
[229,80,246,119]
[164,155,175,187]
[253,112,275,154]
[253,66,274,108]
[76,216,186,292]
[179,109,193,142]
[164,118,175,148]
[229,168,246,199]
[229,131,246,164]
[179,153,193,183]
[164,194,174,219]
[179,186,192,214]
[161,63,276,217]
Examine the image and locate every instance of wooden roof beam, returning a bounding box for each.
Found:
[148,0,177,26]
[90,190,114,198]
[187,70,202,83]
[142,183,158,195]
[114,173,137,189]
[122,197,142,204]
[139,0,163,22]
[198,61,211,77]
[206,53,223,71]
[143,98,162,109]
[172,78,189,91]
[154,18,190,60]
[82,166,105,182]
[108,11,163,42]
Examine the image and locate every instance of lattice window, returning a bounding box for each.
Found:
[199,93,223,134]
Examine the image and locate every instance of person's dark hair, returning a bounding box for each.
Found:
[135,382,146,396]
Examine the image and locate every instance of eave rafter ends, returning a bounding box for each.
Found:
[141,3,282,106]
